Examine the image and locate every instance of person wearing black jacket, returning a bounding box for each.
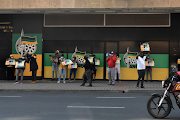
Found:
[90,54,96,81]
[29,54,38,83]
[81,54,94,87]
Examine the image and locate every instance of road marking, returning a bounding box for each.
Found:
[67,106,125,109]
[96,97,136,99]
[0,96,22,98]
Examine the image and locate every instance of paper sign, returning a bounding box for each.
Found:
[15,61,25,68]
[95,59,100,65]
[68,63,77,69]
[145,61,154,66]
[84,57,94,63]
[178,59,180,64]
[62,59,73,66]
[140,43,150,51]
[5,59,15,65]
[116,58,120,64]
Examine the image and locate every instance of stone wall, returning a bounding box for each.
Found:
[0,0,180,9]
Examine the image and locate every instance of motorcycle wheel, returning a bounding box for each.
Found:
[147,96,171,119]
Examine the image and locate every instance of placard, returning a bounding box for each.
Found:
[145,60,155,66]
[84,57,94,63]
[49,55,58,62]
[62,59,73,66]
[68,63,77,69]
[116,58,120,64]
[5,59,15,65]
[15,61,25,68]
[177,59,180,64]
[95,59,100,65]
[140,43,150,51]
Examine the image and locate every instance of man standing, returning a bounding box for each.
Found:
[136,51,150,88]
[29,54,38,83]
[52,50,60,81]
[106,51,117,85]
[81,54,93,87]
[146,57,153,82]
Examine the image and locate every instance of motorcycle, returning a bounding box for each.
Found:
[147,70,180,119]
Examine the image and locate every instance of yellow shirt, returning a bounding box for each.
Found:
[59,58,66,69]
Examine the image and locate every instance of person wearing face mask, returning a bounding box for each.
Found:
[57,54,66,83]
[81,54,94,87]
[89,53,96,81]
[14,55,27,84]
[6,54,15,81]
[52,50,60,81]
[68,57,78,81]
[145,56,153,82]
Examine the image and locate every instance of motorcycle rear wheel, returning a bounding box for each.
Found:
[147,96,171,119]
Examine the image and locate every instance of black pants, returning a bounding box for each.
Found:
[32,70,37,81]
[7,67,15,80]
[137,70,145,87]
[82,69,92,85]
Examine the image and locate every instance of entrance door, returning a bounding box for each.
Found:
[104,42,118,80]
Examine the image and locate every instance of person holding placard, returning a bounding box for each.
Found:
[68,57,78,81]
[51,50,60,81]
[57,54,66,83]
[106,51,117,85]
[136,51,150,88]
[145,57,153,82]
[14,55,27,84]
[6,54,15,81]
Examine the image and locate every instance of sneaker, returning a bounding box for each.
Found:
[141,86,144,88]
[87,84,92,87]
[137,86,139,88]
[57,81,60,83]
[63,81,66,83]
[80,84,85,86]
[109,83,112,85]
[14,81,19,84]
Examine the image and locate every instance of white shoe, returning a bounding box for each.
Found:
[14,81,19,84]
[63,81,66,83]
[57,81,60,83]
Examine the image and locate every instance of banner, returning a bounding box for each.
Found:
[116,58,120,64]
[95,58,100,65]
[5,59,16,65]
[145,60,155,66]
[62,59,73,66]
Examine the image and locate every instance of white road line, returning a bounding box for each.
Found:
[0,96,22,98]
[67,106,125,109]
[96,97,136,99]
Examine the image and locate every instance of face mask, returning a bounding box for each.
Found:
[10,56,13,59]
[22,57,25,59]
[61,57,64,59]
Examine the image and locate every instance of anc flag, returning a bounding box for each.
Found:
[21,36,37,45]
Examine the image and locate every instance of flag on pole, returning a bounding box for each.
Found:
[21,36,37,45]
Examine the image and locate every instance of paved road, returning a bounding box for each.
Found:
[0,92,179,120]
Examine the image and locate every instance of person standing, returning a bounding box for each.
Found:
[14,56,27,84]
[68,57,78,81]
[29,54,38,83]
[57,54,66,83]
[6,54,15,81]
[115,54,121,82]
[81,54,94,87]
[136,51,150,88]
[52,50,60,81]
[106,51,117,85]
[89,53,96,81]
[145,57,153,82]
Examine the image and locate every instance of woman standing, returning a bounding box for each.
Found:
[68,57,78,81]
[57,54,66,83]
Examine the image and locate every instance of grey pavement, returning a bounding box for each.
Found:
[0,79,165,93]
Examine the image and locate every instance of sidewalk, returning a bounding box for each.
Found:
[0,80,165,93]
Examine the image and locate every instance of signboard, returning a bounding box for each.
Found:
[5,59,15,65]
[140,43,150,51]
[15,61,25,68]
[145,60,155,66]
[68,63,77,69]
[62,59,73,66]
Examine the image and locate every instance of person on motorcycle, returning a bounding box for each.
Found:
[136,51,150,88]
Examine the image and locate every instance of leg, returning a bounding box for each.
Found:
[149,69,152,81]
[117,66,121,80]
[82,71,87,85]
[52,63,55,80]
[58,69,62,81]
[141,70,145,87]
[20,69,24,83]
[74,69,77,80]
[62,69,66,82]
[146,69,148,81]
[33,70,37,81]
[32,70,34,81]
[115,66,117,80]
[15,69,20,82]
[55,64,58,79]
[69,69,73,80]
[86,69,92,86]
[137,70,141,87]
[7,67,10,80]
[111,67,116,85]
[108,68,112,84]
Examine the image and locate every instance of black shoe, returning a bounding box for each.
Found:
[80,84,85,86]
[109,83,112,85]
[112,84,115,86]
[51,79,54,81]
[87,84,92,87]
[141,86,144,88]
